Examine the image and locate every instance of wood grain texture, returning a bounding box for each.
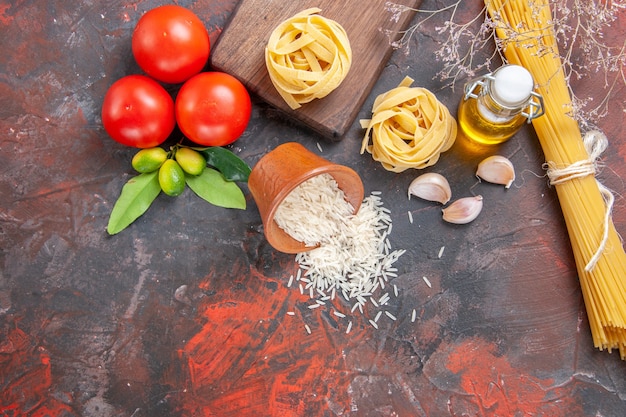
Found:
[210,0,422,140]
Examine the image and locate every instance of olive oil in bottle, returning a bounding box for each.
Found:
[458,65,544,146]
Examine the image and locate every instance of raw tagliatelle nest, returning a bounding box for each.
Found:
[265,8,352,110]
[360,76,457,173]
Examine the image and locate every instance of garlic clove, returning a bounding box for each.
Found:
[442,195,483,224]
[476,155,515,188]
[408,172,452,204]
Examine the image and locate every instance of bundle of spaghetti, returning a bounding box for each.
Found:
[485,0,626,359]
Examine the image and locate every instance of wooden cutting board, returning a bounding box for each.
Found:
[210,0,422,140]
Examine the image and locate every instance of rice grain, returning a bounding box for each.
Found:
[374,310,383,322]
[423,276,432,288]
[385,311,397,321]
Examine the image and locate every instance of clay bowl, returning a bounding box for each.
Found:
[248,142,364,254]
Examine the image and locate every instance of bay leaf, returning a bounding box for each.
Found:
[107,171,161,235]
[197,147,251,182]
[185,168,246,209]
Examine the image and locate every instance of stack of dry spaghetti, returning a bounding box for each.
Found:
[485,0,626,358]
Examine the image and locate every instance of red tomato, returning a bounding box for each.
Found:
[175,72,252,147]
[132,5,210,84]
[101,75,175,148]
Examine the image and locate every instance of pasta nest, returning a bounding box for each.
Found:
[360,77,457,173]
[265,8,352,110]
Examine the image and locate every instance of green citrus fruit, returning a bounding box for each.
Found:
[131,147,168,173]
[158,159,186,196]
[175,147,206,176]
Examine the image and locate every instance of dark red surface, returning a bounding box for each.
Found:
[1,1,626,416]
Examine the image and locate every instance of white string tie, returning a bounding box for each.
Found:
[544,130,613,272]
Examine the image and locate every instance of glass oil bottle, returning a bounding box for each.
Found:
[458,65,544,146]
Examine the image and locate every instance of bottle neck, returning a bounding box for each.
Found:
[476,81,526,123]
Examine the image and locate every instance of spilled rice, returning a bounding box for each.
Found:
[275,173,408,332]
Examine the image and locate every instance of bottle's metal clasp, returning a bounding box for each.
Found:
[463,74,492,101]
[522,91,545,123]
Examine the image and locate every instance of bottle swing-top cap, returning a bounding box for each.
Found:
[490,65,534,108]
